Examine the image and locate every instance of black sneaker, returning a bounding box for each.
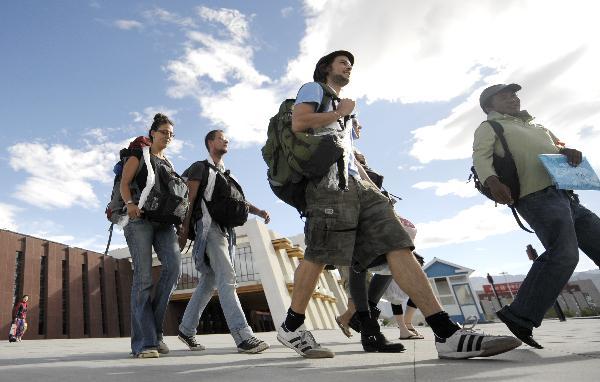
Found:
[177,330,206,351]
[496,309,543,349]
[237,336,269,354]
[362,332,405,353]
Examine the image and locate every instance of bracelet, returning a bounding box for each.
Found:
[126,200,134,205]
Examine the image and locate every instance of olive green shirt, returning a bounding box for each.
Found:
[472,110,562,198]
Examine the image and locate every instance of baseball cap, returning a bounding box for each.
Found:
[479,83,522,112]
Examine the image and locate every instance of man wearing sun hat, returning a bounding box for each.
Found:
[275,51,522,360]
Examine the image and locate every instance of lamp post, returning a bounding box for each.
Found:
[487,273,503,308]
[526,244,567,322]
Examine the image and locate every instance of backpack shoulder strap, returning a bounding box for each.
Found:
[317,82,346,128]
[486,120,514,160]
[316,82,340,112]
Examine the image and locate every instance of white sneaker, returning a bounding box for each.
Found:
[134,349,160,358]
[277,324,334,358]
[436,322,521,359]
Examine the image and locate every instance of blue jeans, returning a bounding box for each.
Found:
[124,218,181,355]
[503,187,600,329]
[179,221,253,346]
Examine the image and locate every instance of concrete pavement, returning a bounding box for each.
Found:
[0,319,598,382]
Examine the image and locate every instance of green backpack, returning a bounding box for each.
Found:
[261,82,346,214]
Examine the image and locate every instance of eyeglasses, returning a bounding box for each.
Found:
[156,129,175,138]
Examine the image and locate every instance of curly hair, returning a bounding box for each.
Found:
[148,113,174,141]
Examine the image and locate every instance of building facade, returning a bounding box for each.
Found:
[420,258,485,324]
[0,230,133,340]
[110,219,348,336]
[477,279,600,320]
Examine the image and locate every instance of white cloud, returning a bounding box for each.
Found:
[143,7,197,28]
[130,106,179,126]
[274,1,600,169]
[413,178,478,198]
[114,19,143,30]
[0,203,20,231]
[409,165,424,171]
[8,141,122,209]
[281,6,294,18]
[414,201,517,249]
[160,0,600,157]
[197,6,250,43]
[165,7,282,146]
[8,109,185,210]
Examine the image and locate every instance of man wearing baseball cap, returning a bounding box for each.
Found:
[276,51,521,360]
[473,83,600,348]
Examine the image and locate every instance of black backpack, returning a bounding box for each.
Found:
[202,161,249,229]
[469,120,533,233]
[142,155,190,225]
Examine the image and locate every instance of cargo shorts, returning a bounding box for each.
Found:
[304,176,415,270]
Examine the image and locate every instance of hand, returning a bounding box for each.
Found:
[560,147,582,167]
[337,98,355,116]
[178,232,188,252]
[126,204,142,219]
[485,176,514,205]
[259,210,271,224]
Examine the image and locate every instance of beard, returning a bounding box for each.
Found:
[330,73,350,87]
[217,148,228,156]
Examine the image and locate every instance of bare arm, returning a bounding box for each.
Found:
[291,98,356,133]
[247,201,270,224]
[120,156,142,219]
[178,179,200,250]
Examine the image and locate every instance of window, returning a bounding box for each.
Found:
[234,243,259,282]
[434,278,452,295]
[82,263,90,336]
[12,251,24,307]
[62,259,68,335]
[114,270,124,336]
[453,284,476,306]
[99,266,107,335]
[38,256,48,335]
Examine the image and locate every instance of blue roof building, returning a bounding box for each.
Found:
[422,257,485,324]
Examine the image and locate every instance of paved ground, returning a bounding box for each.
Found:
[1,319,598,382]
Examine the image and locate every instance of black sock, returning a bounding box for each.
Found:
[425,311,460,339]
[283,308,305,332]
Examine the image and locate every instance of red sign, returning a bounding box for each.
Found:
[482,282,522,294]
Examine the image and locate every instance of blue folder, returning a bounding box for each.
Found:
[538,154,600,191]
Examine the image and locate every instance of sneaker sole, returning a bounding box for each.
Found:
[238,342,270,354]
[177,335,206,351]
[438,337,522,359]
[276,334,335,359]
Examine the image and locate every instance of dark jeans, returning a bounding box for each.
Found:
[502,187,600,329]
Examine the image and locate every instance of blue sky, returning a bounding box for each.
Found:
[2,0,600,277]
